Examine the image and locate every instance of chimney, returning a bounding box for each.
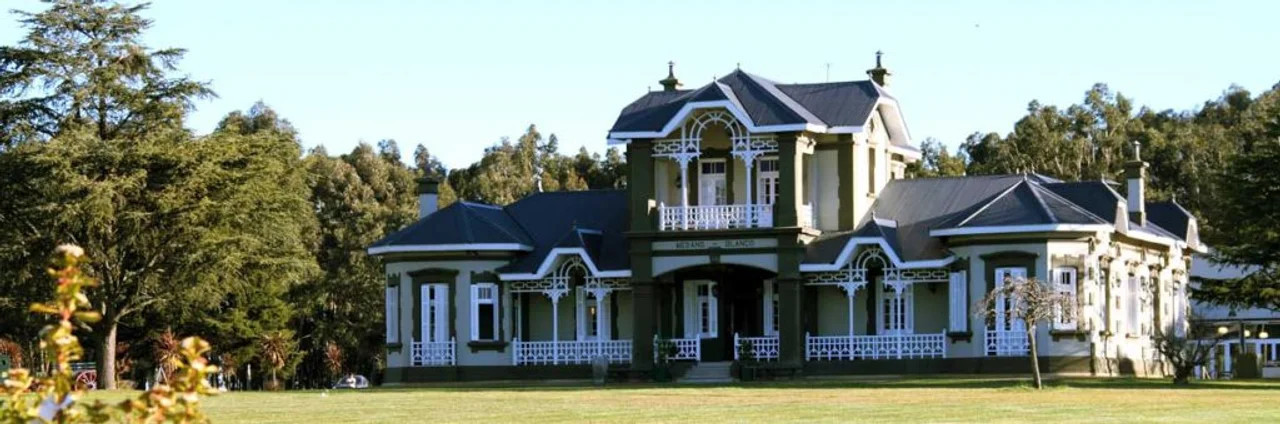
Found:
[659,61,681,92]
[1125,142,1147,226]
[866,50,892,87]
[417,177,440,219]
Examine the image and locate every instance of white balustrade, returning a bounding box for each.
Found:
[656,337,701,361]
[511,339,633,366]
[411,338,456,366]
[805,332,946,360]
[1203,338,1280,377]
[985,330,1030,356]
[658,204,773,231]
[734,334,780,361]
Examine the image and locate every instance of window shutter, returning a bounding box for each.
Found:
[683,282,697,338]
[469,285,479,341]
[948,272,967,333]
[422,285,432,342]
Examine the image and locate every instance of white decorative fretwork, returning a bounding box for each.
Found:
[411,339,456,366]
[805,332,946,361]
[507,256,632,366]
[985,330,1029,356]
[511,339,633,365]
[658,203,772,231]
[656,337,702,362]
[652,110,781,232]
[733,334,780,361]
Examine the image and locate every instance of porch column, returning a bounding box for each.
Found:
[775,132,800,227]
[777,277,805,367]
[551,296,560,365]
[595,290,608,355]
[678,157,690,229]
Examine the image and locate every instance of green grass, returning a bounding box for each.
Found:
[88,377,1280,423]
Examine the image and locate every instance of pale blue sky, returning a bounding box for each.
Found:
[4,1,1278,168]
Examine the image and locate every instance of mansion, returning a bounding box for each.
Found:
[369,57,1203,383]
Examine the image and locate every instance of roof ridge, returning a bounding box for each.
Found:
[1030,181,1111,225]
[741,71,827,126]
[953,179,1024,228]
[1024,179,1058,223]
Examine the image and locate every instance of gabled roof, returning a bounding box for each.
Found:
[944,178,1108,229]
[609,69,886,135]
[370,201,532,250]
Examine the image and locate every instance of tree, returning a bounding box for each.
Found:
[1195,135,1280,312]
[1152,319,1225,384]
[906,138,966,178]
[977,276,1074,389]
[0,0,213,147]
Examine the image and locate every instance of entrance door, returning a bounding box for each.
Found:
[421,284,449,343]
[699,159,727,206]
[876,277,914,335]
[684,280,718,340]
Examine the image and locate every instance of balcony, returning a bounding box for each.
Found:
[658,203,817,231]
[659,203,771,231]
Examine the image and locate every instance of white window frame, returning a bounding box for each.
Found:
[1051,267,1078,331]
[386,285,400,344]
[469,283,499,342]
[684,280,718,339]
[993,267,1028,333]
[876,278,914,335]
[698,159,727,206]
[757,157,780,206]
[422,283,449,343]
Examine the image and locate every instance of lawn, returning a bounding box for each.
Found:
[88,377,1280,423]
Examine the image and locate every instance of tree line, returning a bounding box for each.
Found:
[0,0,624,389]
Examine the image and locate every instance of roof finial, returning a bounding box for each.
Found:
[1132,140,1142,161]
[659,61,681,92]
[867,50,892,87]
[736,62,741,70]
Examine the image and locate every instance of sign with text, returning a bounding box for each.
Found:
[653,238,777,251]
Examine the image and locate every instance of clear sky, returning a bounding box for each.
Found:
[3,0,1278,168]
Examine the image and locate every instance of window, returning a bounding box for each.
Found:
[386,286,400,344]
[699,160,727,206]
[993,267,1028,333]
[757,158,779,206]
[470,283,499,341]
[1127,274,1140,336]
[1051,267,1077,330]
[422,284,449,343]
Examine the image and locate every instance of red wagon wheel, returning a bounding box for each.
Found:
[74,370,98,391]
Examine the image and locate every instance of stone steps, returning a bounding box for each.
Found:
[679,361,733,384]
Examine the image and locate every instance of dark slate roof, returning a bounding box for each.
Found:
[371,201,532,248]
[947,179,1107,228]
[609,69,884,134]
[1147,201,1193,239]
[802,173,1199,265]
[498,190,630,274]
[372,190,630,275]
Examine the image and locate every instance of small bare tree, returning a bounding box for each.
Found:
[1152,315,1225,384]
[978,276,1074,389]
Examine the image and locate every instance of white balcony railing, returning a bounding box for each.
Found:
[659,204,772,231]
[805,332,946,361]
[734,334,780,361]
[411,339,456,366]
[511,339,633,366]
[985,330,1029,356]
[656,337,702,361]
